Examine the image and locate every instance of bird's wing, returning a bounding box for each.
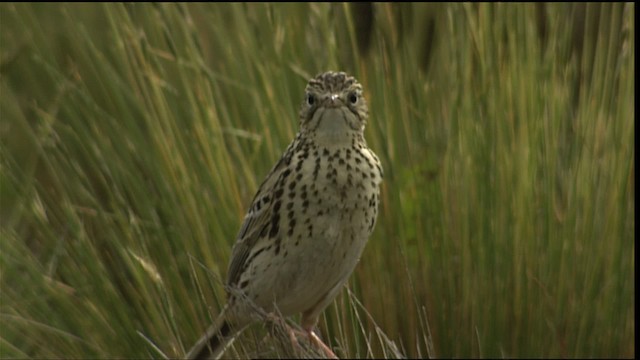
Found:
[225,138,297,288]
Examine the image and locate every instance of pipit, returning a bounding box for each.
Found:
[187,71,383,359]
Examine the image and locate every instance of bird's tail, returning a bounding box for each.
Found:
[186,311,236,360]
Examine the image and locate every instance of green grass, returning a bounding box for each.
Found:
[0,3,634,358]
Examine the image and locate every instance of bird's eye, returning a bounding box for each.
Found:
[348,92,358,105]
[306,93,315,106]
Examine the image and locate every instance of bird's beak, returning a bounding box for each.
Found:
[326,94,342,108]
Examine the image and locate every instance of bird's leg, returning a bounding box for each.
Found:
[281,320,338,359]
[305,328,338,359]
[267,311,338,358]
[265,312,305,357]
[301,312,338,359]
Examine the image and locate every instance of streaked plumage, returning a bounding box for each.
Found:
[187,71,382,359]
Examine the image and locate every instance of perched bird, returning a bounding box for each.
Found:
[187,71,383,359]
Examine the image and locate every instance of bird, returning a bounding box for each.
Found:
[186,71,383,359]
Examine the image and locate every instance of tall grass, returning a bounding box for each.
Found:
[0,3,634,358]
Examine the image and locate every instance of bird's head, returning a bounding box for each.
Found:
[299,71,368,143]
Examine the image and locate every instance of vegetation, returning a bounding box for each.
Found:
[1,3,634,358]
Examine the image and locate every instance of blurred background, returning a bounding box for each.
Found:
[0,3,634,358]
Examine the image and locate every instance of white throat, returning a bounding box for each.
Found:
[312,107,359,147]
